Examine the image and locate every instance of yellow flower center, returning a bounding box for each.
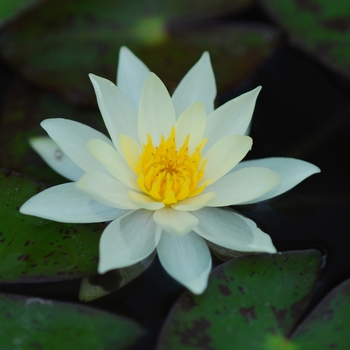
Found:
[136,126,210,205]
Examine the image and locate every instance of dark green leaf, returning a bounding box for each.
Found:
[0,0,40,26]
[0,79,105,185]
[157,250,321,349]
[0,0,278,105]
[0,168,104,283]
[0,292,143,349]
[260,0,350,78]
[291,278,350,349]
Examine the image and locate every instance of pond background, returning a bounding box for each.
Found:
[0,1,349,349]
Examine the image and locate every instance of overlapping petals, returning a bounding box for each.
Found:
[20,47,320,294]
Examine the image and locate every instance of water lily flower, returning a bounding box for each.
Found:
[20,47,320,294]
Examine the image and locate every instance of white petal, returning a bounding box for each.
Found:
[41,118,113,174]
[205,167,281,207]
[138,73,176,145]
[87,138,138,190]
[157,231,212,294]
[193,207,276,253]
[171,192,215,211]
[89,74,138,154]
[117,46,150,109]
[20,183,126,223]
[76,171,139,210]
[119,134,142,173]
[98,210,160,272]
[153,208,198,236]
[175,102,206,153]
[128,191,165,210]
[232,157,321,204]
[203,135,252,183]
[204,86,261,150]
[29,137,84,181]
[172,52,216,116]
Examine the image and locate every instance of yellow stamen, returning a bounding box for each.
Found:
[136,126,210,204]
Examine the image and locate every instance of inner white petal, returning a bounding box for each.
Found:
[138,72,176,145]
[76,171,139,210]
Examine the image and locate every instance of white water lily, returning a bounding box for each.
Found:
[20,47,320,294]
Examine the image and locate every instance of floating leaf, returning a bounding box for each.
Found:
[260,0,350,78]
[0,292,143,349]
[157,250,322,349]
[79,251,156,302]
[291,278,350,349]
[0,0,41,26]
[0,79,104,185]
[0,168,104,283]
[0,0,278,105]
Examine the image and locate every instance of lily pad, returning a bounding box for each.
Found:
[0,0,279,105]
[0,292,143,349]
[0,0,41,26]
[260,0,350,78]
[291,277,350,349]
[0,79,105,185]
[0,168,105,283]
[157,250,322,349]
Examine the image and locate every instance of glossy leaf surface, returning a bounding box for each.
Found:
[291,278,350,349]
[0,0,40,25]
[0,292,143,349]
[0,0,278,105]
[0,79,104,185]
[158,250,322,349]
[0,168,104,283]
[261,0,350,78]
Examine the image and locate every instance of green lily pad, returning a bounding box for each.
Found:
[0,0,40,26]
[0,0,278,106]
[0,168,105,283]
[157,250,322,349]
[260,0,350,78]
[0,292,143,349]
[291,278,350,349]
[0,79,105,185]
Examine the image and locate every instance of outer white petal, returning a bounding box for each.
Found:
[193,207,276,253]
[204,86,261,150]
[205,167,281,207]
[153,208,198,236]
[30,137,84,181]
[98,210,160,272]
[172,52,216,116]
[175,102,206,154]
[157,231,212,294]
[41,118,113,174]
[232,157,321,204]
[76,171,140,210]
[171,192,215,211]
[89,74,138,153]
[138,72,176,145]
[203,135,252,183]
[87,138,138,190]
[20,183,126,223]
[117,46,150,109]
